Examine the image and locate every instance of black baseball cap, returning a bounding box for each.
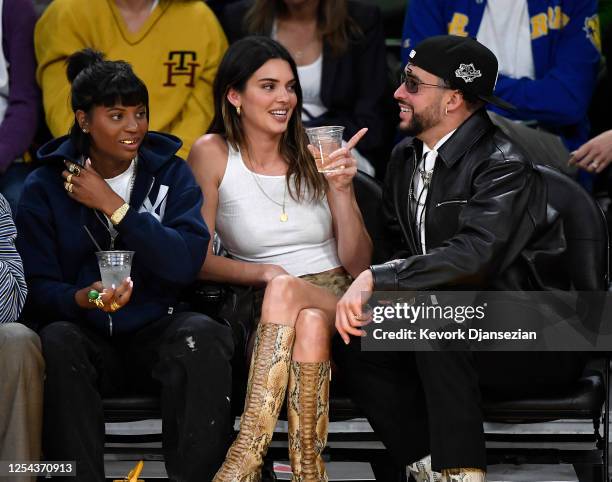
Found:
[407,35,515,111]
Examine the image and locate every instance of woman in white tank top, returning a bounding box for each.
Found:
[188,37,371,481]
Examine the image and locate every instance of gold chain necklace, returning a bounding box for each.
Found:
[275,18,320,64]
[93,156,138,248]
[244,150,288,222]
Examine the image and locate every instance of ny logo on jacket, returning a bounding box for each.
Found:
[139,183,169,222]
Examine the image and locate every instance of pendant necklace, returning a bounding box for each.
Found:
[419,168,434,188]
[411,150,434,207]
[245,151,288,222]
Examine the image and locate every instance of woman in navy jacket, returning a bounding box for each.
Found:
[16,49,233,482]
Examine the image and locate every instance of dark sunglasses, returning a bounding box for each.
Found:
[400,71,449,94]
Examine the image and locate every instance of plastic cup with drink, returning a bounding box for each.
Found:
[96,250,134,288]
[305,126,345,173]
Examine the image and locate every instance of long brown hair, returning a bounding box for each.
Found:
[244,0,361,57]
[208,36,326,201]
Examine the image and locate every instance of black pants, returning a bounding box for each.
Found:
[333,335,586,474]
[40,312,234,482]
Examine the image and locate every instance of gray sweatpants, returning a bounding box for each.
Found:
[0,323,44,482]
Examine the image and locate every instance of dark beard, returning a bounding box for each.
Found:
[401,101,443,136]
[402,113,426,137]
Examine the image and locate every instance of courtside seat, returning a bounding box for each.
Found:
[104,167,610,481]
[103,396,161,423]
[482,373,605,423]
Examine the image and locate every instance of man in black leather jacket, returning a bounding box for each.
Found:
[333,36,585,482]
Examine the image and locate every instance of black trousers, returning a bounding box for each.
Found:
[333,335,586,474]
[39,312,234,482]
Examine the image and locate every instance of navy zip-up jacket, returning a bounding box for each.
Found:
[401,0,601,151]
[16,132,210,335]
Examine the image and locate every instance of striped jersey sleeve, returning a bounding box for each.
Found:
[0,194,27,323]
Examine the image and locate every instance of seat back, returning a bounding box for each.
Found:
[353,170,388,264]
[536,165,609,290]
[358,0,406,39]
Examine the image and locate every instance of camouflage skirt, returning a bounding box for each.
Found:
[253,271,353,321]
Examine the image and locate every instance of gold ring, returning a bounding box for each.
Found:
[87,291,105,309]
[92,297,104,309]
[68,164,81,176]
[64,182,74,193]
[110,301,120,312]
[592,162,599,169]
[66,173,73,184]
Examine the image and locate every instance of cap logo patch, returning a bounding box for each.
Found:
[455,63,482,83]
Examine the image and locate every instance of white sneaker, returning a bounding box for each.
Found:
[407,454,442,482]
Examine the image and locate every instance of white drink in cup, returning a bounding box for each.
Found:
[305,126,345,173]
[96,250,134,288]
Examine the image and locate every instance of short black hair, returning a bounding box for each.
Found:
[66,49,149,154]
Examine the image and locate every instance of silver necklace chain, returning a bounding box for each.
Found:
[411,152,434,207]
[419,151,435,187]
[244,150,288,222]
[93,156,138,249]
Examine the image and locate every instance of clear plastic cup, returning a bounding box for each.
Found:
[96,251,134,288]
[305,126,345,173]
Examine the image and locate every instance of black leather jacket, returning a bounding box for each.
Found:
[371,109,565,291]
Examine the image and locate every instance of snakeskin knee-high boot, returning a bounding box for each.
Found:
[407,455,442,482]
[213,323,295,482]
[287,361,330,482]
[443,468,486,482]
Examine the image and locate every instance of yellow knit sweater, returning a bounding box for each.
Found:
[35,0,227,158]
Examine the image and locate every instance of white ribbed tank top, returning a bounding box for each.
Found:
[215,145,342,277]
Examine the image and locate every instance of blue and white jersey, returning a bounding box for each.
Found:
[400,0,601,151]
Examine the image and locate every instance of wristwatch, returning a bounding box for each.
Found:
[110,203,130,226]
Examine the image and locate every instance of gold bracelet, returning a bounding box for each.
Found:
[110,203,130,225]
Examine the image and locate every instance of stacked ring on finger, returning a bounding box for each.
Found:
[110,301,120,312]
[64,182,74,193]
[87,289,104,308]
[68,163,81,176]
[66,173,74,184]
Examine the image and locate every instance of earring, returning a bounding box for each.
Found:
[82,127,89,133]
[236,106,241,116]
